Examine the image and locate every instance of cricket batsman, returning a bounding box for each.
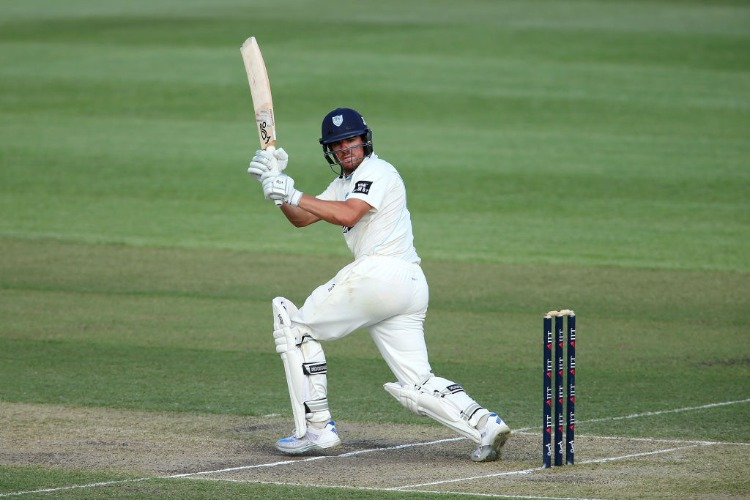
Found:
[247,107,511,462]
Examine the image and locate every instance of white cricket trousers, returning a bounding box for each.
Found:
[292,255,432,386]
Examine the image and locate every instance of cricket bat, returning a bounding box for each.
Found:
[240,37,282,205]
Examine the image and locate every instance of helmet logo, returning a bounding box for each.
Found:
[332,115,344,127]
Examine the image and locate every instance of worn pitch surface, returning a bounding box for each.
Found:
[3,402,748,498]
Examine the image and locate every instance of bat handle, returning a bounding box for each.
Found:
[263,144,282,207]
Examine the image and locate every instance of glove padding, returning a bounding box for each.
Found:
[262,172,303,206]
[247,146,288,181]
[273,326,297,354]
[273,147,288,171]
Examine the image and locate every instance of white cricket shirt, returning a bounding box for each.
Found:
[317,154,420,264]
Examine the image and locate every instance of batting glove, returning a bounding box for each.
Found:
[261,172,303,206]
[247,146,287,182]
[273,147,288,171]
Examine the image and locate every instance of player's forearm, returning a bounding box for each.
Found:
[280,202,319,227]
[296,194,362,228]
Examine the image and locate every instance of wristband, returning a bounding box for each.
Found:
[288,189,303,207]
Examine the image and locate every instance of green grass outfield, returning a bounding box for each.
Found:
[1,0,749,498]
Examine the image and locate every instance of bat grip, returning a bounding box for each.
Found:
[262,144,282,207]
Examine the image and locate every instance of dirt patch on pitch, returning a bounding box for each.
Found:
[1,402,280,475]
[2,402,748,497]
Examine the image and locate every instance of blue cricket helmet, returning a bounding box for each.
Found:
[319,107,374,166]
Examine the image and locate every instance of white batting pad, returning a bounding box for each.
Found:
[272,297,331,437]
[273,297,307,438]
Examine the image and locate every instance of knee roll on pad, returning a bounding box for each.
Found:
[384,375,489,443]
[272,297,303,353]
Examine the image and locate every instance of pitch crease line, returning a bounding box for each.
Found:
[582,398,750,424]
[509,397,750,434]
[185,477,601,500]
[391,443,711,491]
[170,436,467,478]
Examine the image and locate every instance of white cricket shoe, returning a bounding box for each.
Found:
[471,413,511,462]
[275,420,342,455]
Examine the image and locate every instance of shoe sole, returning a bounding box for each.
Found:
[471,425,512,462]
[276,437,342,455]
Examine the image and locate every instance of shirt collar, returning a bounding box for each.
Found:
[344,153,377,180]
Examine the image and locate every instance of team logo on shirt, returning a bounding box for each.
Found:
[353,181,372,195]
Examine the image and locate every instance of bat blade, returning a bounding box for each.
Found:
[240,36,276,149]
[241,36,282,206]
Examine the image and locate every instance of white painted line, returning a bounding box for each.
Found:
[392,443,711,491]
[189,476,602,499]
[170,437,468,477]
[168,455,329,477]
[0,478,152,498]
[511,397,750,433]
[401,491,600,500]
[511,431,750,447]
[581,398,750,424]
[389,466,541,489]
[577,443,708,464]
[337,437,465,457]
